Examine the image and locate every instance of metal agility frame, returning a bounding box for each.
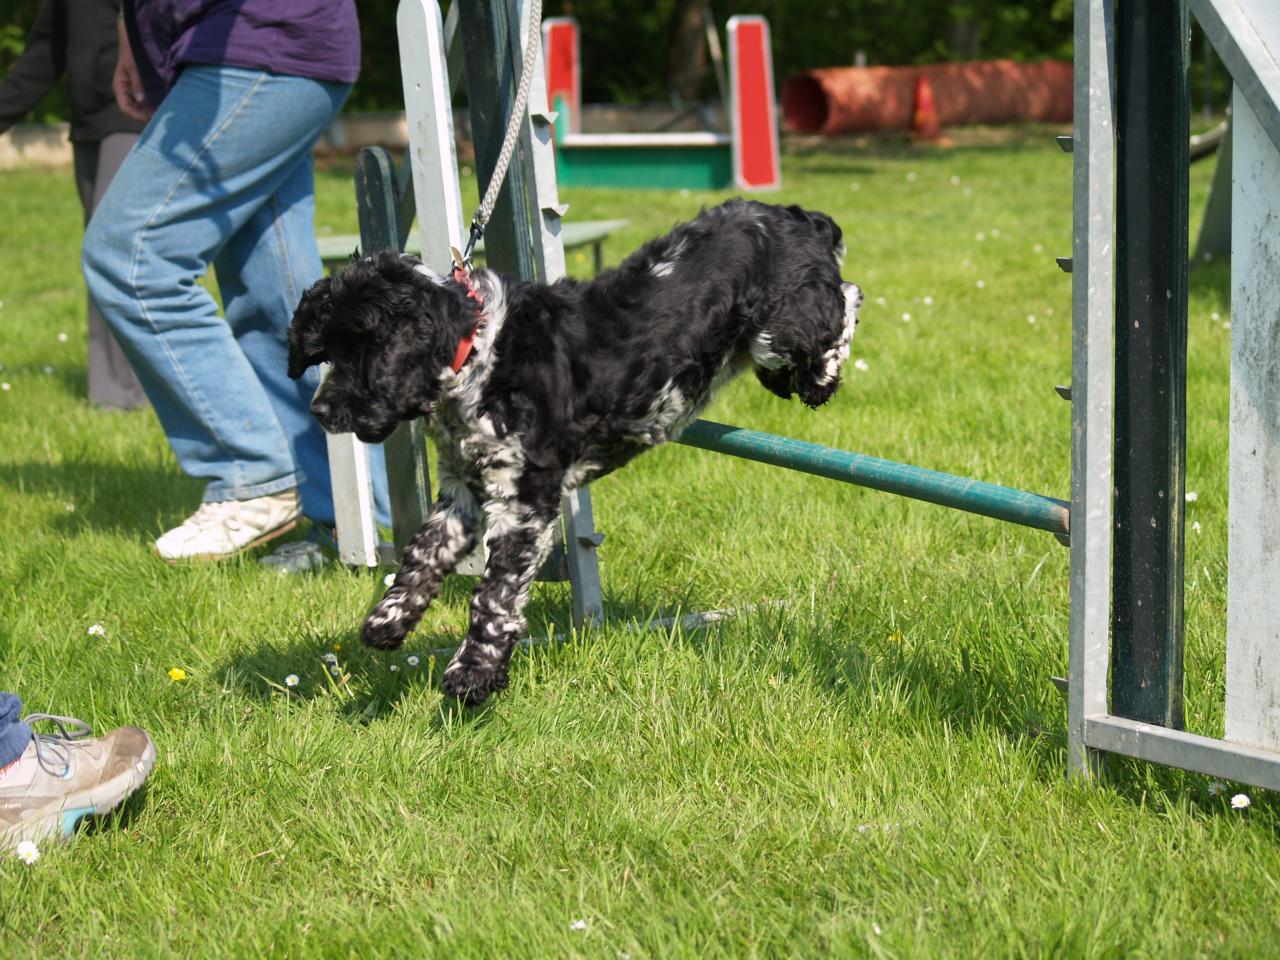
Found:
[333,0,1280,789]
[1069,0,1280,789]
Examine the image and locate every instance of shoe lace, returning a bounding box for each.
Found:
[23,713,93,778]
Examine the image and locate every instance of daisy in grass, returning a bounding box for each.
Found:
[168,667,187,682]
[407,655,420,668]
[384,573,396,587]
[854,359,870,372]
[15,840,39,864]
[87,623,105,636]
[285,674,299,688]
[1232,793,1251,810]
[1207,782,1227,796]
[569,919,588,931]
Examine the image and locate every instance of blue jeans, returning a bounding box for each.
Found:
[0,695,31,768]
[83,66,387,529]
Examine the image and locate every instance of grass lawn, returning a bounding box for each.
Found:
[0,126,1275,957]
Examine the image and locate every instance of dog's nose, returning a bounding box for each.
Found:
[310,399,331,421]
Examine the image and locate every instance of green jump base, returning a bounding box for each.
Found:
[676,420,1071,538]
[555,144,732,190]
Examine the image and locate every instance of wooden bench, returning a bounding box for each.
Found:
[316,218,629,276]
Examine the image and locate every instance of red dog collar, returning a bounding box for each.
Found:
[449,264,485,373]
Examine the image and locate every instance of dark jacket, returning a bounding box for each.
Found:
[0,0,145,141]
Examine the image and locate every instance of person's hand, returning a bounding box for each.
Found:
[112,17,154,122]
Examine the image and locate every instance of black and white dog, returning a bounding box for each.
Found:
[288,199,862,704]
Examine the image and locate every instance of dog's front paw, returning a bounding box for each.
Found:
[361,599,410,650]
[799,376,840,409]
[441,660,509,706]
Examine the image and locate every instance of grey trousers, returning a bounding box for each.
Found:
[73,133,148,410]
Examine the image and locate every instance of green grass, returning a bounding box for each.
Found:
[0,127,1275,957]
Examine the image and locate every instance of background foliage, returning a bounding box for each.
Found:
[352,0,1076,110]
[0,1,1229,120]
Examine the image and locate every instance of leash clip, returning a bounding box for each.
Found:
[449,244,470,280]
[452,221,484,275]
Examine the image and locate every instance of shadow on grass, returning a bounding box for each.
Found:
[216,577,713,726]
[79,782,152,839]
[0,459,202,536]
[212,577,1270,814]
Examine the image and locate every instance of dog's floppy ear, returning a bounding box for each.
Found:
[288,276,333,379]
[786,204,843,251]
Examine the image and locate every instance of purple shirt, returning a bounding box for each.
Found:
[124,0,360,106]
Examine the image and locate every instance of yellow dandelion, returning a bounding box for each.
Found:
[168,667,188,682]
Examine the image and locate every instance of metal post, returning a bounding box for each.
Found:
[1224,86,1280,752]
[1111,0,1190,728]
[456,0,538,281]
[1067,0,1116,780]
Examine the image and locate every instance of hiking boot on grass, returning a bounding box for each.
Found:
[155,488,300,562]
[0,714,156,852]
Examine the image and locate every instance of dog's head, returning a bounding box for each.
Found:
[288,252,479,444]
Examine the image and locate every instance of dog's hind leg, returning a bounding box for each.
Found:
[362,487,481,650]
[441,473,564,705]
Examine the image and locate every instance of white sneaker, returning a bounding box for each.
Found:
[155,489,301,562]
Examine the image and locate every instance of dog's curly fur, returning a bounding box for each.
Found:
[289,199,862,704]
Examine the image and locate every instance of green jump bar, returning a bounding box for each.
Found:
[676,420,1071,538]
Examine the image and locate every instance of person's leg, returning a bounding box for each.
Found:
[83,66,349,510]
[213,156,389,529]
[0,694,32,769]
[85,132,149,411]
[71,141,98,219]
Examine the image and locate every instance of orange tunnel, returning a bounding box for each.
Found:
[782,60,1073,135]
